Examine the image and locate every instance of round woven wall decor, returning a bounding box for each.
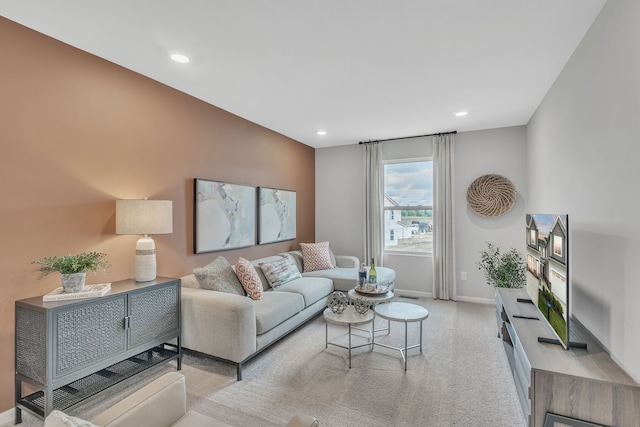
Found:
[466,174,516,218]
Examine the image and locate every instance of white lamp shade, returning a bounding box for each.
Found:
[116,199,173,282]
[116,199,173,235]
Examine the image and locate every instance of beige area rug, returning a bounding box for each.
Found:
[11,297,525,427]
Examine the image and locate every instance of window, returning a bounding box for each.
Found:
[383,160,433,254]
[553,235,563,257]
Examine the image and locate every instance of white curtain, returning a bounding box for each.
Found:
[432,134,457,300]
[364,142,384,267]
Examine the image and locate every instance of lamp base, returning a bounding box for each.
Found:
[135,236,157,282]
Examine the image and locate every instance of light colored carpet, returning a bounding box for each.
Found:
[10,297,525,427]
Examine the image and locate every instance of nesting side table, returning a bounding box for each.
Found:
[373,302,429,371]
[323,306,374,368]
[348,288,394,335]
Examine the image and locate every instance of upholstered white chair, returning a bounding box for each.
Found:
[45,372,319,427]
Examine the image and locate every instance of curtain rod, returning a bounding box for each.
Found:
[358,130,457,145]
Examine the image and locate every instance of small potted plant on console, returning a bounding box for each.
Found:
[32,251,110,293]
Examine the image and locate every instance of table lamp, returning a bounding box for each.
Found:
[116,199,173,282]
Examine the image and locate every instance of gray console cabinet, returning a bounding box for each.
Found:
[496,288,640,427]
[15,277,181,423]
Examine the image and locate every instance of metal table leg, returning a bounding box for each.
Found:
[404,321,408,371]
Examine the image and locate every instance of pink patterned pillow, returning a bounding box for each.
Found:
[235,257,263,300]
[300,241,334,272]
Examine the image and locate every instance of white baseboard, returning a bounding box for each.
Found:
[394,289,432,299]
[394,288,495,306]
[456,295,495,305]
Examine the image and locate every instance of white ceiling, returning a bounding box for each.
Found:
[1,1,606,148]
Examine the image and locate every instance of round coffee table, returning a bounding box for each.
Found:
[323,306,374,368]
[348,288,394,336]
[373,302,429,371]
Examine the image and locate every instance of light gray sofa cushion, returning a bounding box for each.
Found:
[254,292,305,335]
[275,277,333,307]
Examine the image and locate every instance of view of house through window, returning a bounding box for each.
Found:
[383,160,433,253]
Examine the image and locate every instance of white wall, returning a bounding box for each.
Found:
[316,144,365,258]
[526,0,640,382]
[455,127,527,302]
[316,126,527,302]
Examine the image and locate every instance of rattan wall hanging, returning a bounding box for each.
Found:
[466,174,516,218]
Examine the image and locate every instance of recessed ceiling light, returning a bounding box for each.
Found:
[316,131,327,135]
[454,111,468,117]
[170,52,190,63]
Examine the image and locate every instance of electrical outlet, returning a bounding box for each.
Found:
[461,271,468,281]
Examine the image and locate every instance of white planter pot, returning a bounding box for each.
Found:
[60,272,86,293]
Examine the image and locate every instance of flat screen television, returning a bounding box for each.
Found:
[525,214,571,349]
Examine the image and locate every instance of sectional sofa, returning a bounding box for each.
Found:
[180,250,395,379]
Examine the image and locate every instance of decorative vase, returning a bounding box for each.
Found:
[60,272,86,293]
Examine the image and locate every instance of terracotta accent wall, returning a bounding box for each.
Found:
[0,17,315,413]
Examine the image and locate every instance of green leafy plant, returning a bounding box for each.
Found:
[32,251,110,279]
[477,242,526,288]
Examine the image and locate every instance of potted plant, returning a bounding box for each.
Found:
[477,242,526,288]
[32,251,110,293]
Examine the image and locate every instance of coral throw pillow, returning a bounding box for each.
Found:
[300,241,334,272]
[235,257,263,300]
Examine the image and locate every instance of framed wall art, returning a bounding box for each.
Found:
[194,178,256,253]
[258,187,296,244]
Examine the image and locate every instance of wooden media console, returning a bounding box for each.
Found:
[496,288,640,427]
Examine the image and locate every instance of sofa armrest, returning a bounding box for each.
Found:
[334,255,359,268]
[285,414,320,427]
[91,372,187,427]
[181,288,257,363]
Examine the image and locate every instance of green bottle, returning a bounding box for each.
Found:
[368,258,377,284]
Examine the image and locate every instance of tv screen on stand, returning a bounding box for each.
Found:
[525,214,574,349]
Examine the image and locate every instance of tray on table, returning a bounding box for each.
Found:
[354,285,389,295]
